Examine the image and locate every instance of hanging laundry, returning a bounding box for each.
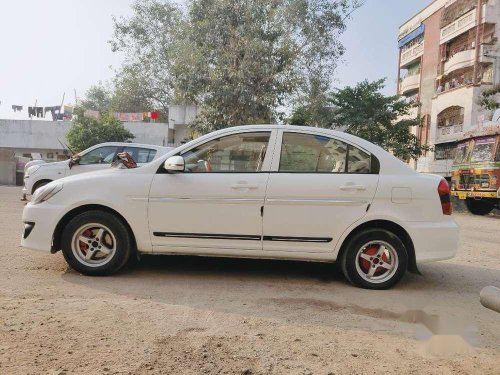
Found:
[150,111,159,121]
[84,109,100,119]
[12,105,23,112]
[113,112,144,122]
[44,106,61,121]
[28,107,36,118]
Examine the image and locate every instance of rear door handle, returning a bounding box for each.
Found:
[231,183,258,190]
[340,184,367,191]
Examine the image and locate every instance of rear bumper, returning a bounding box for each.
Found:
[406,219,459,263]
[21,202,62,252]
[451,190,499,199]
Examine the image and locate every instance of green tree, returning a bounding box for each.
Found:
[79,83,113,113]
[329,79,429,160]
[67,115,134,152]
[111,0,363,133]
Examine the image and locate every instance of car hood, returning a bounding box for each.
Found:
[36,160,71,172]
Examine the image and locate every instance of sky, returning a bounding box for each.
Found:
[0,0,433,121]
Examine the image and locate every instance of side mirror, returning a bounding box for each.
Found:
[164,155,185,172]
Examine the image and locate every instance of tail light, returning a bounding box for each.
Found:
[438,179,452,215]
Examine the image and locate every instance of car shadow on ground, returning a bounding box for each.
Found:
[58,253,499,329]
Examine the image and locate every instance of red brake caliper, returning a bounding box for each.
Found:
[360,245,378,273]
[360,245,389,275]
[79,229,93,255]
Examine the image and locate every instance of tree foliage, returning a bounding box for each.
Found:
[110,0,363,133]
[67,115,134,152]
[79,83,113,113]
[329,79,429,160]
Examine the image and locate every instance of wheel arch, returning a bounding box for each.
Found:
[31,179,53,194]
[336,220,419,274]
[51,204,137,253]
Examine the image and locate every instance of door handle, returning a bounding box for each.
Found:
[231,183,258,190]
[340,184,367,191]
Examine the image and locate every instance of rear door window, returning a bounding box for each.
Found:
[123,147,157,163]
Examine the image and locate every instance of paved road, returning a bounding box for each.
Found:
[0,186,499,374]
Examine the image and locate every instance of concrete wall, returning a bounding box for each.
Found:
[0,148,16,185]
[0,119,171,153]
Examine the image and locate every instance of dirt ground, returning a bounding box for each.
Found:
[0,186,499,375]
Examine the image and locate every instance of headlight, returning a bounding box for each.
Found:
[31,182,63,204]
[25,165,41,178]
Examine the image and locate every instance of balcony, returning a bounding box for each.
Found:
[441,8,476,44]
[400,74,420,95]
[443,49,475,75]
[436,124,464,143]
[400,40,424,67]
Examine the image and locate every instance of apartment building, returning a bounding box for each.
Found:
[397,0,500,176]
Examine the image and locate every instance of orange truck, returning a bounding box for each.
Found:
[450,125,500,215]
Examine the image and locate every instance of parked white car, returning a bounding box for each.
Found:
[21,125,459,289]
[23,142,172,196]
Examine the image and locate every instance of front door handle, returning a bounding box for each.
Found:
[231,183,258,190]
[340,184,367,191]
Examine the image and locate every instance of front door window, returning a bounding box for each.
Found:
[181,132,270,173]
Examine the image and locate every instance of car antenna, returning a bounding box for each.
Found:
[58,139,75,156]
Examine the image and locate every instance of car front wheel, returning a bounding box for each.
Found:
[341,228,408,290]
[61,210,132,275]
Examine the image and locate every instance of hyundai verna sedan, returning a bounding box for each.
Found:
[21,125,459,289]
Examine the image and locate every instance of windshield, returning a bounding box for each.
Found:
[470,138,495,163]
[454,143,469,163]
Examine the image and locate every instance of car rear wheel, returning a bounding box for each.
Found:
[341,228,408,290]
[465,198,494,216]
[61,210,132,275]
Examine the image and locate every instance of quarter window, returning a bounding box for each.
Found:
[279,133,372,174]
[181,132,270,173]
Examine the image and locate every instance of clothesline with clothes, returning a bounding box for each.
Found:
[8,103,74,121]
[6,101,160,123]
[83,109,160,122]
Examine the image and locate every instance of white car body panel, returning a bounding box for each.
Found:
[21,125,458,268]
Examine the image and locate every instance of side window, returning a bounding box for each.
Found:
[279,133,347,173]
[347,145,371,173]
[123,147,157,163]
[278,132,372,174]
[79,146,118,165]
[181,132,271,173]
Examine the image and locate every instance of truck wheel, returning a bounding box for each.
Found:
[465,199,494,216]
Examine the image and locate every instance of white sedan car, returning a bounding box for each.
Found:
[21,125,459,289]
[23,142,173,196]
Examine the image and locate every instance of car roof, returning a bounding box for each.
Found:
[93,142,172,151]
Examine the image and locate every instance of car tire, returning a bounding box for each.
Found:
[340,228,408,290]
[61,210,132,276]
[465,198,494,216]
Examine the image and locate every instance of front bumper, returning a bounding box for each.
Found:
[21,202,62,252]
[406,219,459,263]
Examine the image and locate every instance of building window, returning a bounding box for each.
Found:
[435,143,457,160]
[47,153,54,159]
[437,106,464,128]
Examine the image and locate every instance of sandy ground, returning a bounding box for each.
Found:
[0,186,499,375]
